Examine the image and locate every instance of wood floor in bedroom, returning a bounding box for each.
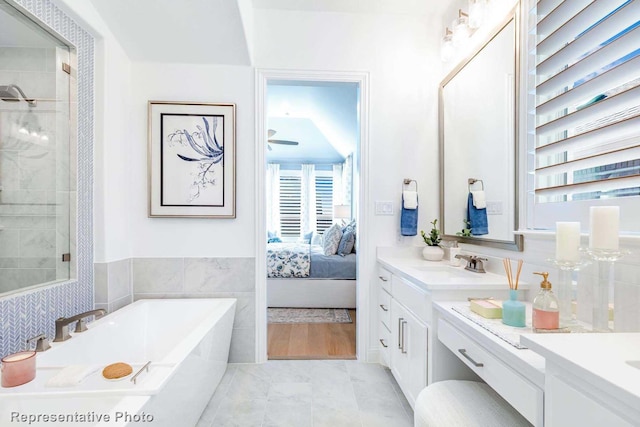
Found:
[267,309,357,360]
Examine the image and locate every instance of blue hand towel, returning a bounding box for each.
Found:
[401,195,418,236]
[467,193,488,235]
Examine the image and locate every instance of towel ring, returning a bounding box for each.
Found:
[403,179,418,192]
[468,178,484,191]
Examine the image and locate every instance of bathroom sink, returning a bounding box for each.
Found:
[625,360,640,370]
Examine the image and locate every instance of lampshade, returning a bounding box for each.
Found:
[452,9,470,47]
[468,0,487,29]
[333,204,350,219]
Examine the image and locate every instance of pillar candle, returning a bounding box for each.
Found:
[556,222,580,261]
[1,351,36,387]
[589,206,620,250]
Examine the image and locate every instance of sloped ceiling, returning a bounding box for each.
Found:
[266,81,358,165]
[88,0,251,65]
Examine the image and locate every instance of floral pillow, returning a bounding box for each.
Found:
[323,223,343,255]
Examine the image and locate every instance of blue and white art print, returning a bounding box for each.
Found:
[149,102,236,218]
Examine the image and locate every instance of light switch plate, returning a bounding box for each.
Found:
[486,201,503,215]
[375,201,394,215]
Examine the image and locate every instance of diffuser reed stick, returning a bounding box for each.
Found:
[502,258,524,290]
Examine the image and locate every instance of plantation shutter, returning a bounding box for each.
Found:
[315,174,334,235]
[279,175,301,238]
[534,0,640,204]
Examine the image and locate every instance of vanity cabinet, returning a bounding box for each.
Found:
[377,267,429,408]
[545,372,633,427]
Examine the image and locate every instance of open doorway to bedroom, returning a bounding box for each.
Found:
[264,79,360,360]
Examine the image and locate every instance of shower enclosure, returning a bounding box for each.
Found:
[0,1,72,294]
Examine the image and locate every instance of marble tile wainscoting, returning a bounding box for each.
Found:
[93,258,132,313]
[133,257,256,363]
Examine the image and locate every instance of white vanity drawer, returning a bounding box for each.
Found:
[378,267,391,293]
[378,287,391,329]
[392,275,429,323]
[438,319,542,426]
[379,321,391,367]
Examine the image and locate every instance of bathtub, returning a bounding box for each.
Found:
[0,298,236,427]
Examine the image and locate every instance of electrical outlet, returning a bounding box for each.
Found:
[375,201,394,215]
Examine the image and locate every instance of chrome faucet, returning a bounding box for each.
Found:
[54,308,106,342]
[455,254,488,273]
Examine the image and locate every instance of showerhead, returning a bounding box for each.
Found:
[0,84,37,106]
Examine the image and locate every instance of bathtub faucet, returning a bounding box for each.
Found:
[54,308,106,342]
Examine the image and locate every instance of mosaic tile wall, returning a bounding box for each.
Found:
[0,0,94,358]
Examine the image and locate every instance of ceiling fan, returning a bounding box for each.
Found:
[267,129,299,151]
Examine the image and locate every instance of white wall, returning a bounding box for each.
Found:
[53,0,133,263]
[255,8,442,248]
[129,63,255,257]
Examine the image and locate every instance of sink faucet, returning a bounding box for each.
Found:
[54,308,106,342]
[455,254,488,273]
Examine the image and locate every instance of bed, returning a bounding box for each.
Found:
[266,242,356,308]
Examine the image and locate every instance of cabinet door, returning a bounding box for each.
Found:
[390,299,428,407]
[390,298,409,387]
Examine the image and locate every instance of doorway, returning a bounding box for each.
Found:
[255,70,370,363]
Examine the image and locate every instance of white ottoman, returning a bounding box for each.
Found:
[414,380,531,427]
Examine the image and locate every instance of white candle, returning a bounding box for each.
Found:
[589,206,620,250]
[556,222,581,261]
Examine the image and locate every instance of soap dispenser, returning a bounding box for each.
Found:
[449,241,461,266]
[532,272,559,330]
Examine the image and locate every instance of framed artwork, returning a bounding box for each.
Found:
[148,101,236,218]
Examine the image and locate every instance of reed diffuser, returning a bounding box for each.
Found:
[502,258,526,327]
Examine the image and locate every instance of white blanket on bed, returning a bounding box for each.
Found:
[267,243,311,278]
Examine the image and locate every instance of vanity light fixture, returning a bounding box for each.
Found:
[441,27,454,62]
[452,9,470,47]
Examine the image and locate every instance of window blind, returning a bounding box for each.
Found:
[279,175,301,238]
[315,174,334,235]
[278,169,335,238]
[533,0,640,204]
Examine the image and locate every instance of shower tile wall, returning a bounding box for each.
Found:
[0,46,62,293]
[0,0,94,360]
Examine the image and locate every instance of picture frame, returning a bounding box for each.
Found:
[148,101,236,218]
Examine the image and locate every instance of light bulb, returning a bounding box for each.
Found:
[40,134,49,142]
[441,28,454,62]
[30,130,38,137]
[468,0,487,29]
[18,127,29,135]
[452,11,470,47]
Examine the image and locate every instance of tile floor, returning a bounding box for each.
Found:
[196,360,413,427]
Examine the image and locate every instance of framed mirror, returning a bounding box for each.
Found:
[439,6,523,251]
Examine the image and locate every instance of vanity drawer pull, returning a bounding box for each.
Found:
[458,349,484,367]
[379,304,388,312]
[379,338,388,348]
[398,317,404,349]
[401,321,408,354]
[379,276,388,282]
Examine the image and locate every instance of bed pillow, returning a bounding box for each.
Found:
[299,231,314,244]
[267,231,282,244]
[337,231,355,256]
[311,233,323,246]
[323,223,343,255]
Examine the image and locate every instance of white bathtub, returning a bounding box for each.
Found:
[0,298,236,427]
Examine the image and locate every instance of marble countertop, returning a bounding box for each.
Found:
[522,333,640,409]
[377,251,527,291]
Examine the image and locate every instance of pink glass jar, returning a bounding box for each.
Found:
[1,351,36,387]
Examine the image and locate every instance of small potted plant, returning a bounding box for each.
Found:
[420,219,444,261]
[456,219,472,237]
